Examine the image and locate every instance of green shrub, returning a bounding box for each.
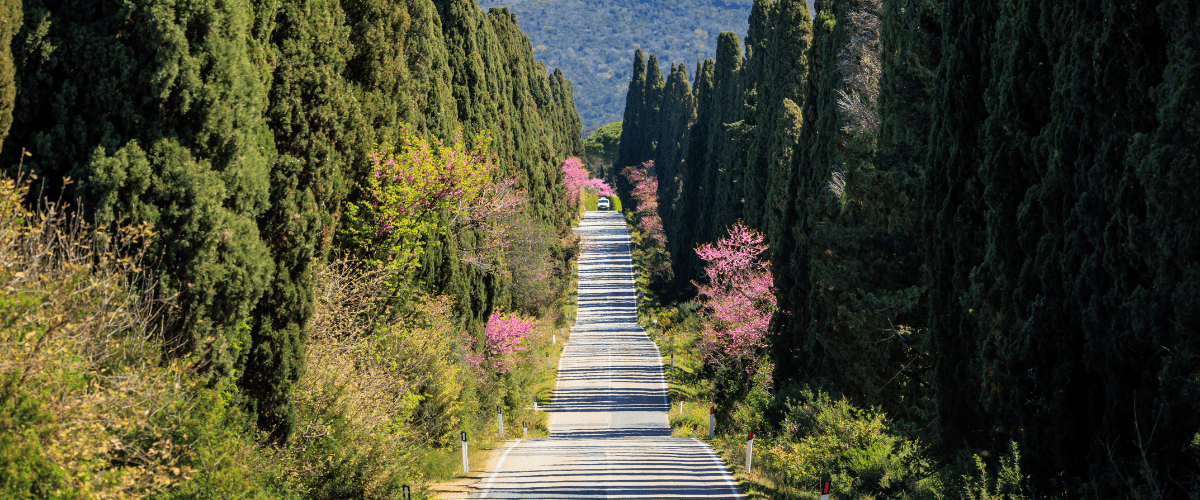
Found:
[961,442,1027,500]
[0,373,76,500]
[760,390,937,499]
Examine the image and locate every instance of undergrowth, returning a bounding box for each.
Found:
[647,302,1033,500]
[0,174,577,499]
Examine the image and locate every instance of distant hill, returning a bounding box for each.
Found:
[477,0,753,135]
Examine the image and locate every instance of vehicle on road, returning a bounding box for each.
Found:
[597,197,611,210]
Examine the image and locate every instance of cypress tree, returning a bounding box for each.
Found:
[11,0,276,386]
[921,0,993,452]
[744,0,811,247]
[0,0,17,147]
[699,31,744,247]
[615,48,647,199]
[669,57,715,292]
[653,63,696,297]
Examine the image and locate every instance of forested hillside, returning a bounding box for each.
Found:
[0,0,584,495]
[619,0,1200,497]
[477,0,758,133]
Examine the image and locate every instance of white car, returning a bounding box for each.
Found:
[597,197,611,210]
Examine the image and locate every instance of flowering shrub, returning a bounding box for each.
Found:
[562,156,616,202]
[464,309,534,375]
[346,127,523,270]
[621,162,665,244]
[693,223,776,360]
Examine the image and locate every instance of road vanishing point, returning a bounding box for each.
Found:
[475,211,744,499]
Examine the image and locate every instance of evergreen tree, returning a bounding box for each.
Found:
[742,0,811,249]
[670,57,716,292]
[921,0,993,453]
[11,0,276,386]
[653,62,695,267]
[615,48,647,199]
[0,0,18,147]
[699,31,745,248]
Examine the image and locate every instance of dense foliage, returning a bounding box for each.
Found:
[3,0,581,456]
[620,0,1200,496]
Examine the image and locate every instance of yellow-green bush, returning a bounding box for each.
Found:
[0,175,288,498]
[758,390,939,499]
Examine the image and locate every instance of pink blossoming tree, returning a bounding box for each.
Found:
[693,223,777,363]
[464,309,534,376]
[562,157,616,203]
[621,162,665,245]
[346,127,524,271]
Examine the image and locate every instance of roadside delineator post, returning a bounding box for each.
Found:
[819,476,832,500]
[679,396,683,414]
[523,421,528,438]
[692,424,697,437]
[402,485,410,500]
[497,405,503,436]
[461,431,469,472]
[709,406,715,438]
[546,353,552,369]
[533,395,538,411]
[745,431,754,472]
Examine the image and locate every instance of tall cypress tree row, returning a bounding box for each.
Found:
[12,0,276,386]
[740,0,810,252]
[617,0,1199,494]
[653,62,695,256]
[669,58,715,291]
[6,0,583,443]
[772,0,843,383]
[920,0,993,453]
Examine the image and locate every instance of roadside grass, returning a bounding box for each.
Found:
[421,261,576,493]
[647,309,816,500]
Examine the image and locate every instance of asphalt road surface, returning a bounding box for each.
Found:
[476,211,743,499]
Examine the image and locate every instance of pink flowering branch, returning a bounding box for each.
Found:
[464,308,534,376]
[562,157,616,203]
[350,127,527,271]
[621,162,666,245]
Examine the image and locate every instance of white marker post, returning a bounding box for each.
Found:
[745,431,754,472]
[497,405,503,436]
[679,396,683,414]
[819,477,832,500]
[533,395,538,411]
[523,421,528,438]
[402,485,411,500]
[546,353,552,369]
[709,406,715,438]
[461,431,469,472]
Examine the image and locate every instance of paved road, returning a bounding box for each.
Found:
[476,211,743,499]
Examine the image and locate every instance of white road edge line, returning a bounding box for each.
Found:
[694,438,744,498]
[478,439,521,499]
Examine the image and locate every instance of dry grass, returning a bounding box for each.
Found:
[0,174,212,497]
